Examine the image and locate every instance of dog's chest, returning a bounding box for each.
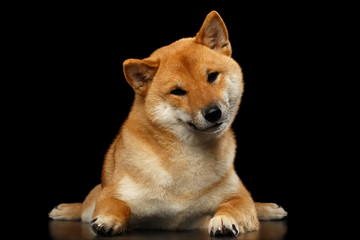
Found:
[118,173,219,230]
[117,145,233,229]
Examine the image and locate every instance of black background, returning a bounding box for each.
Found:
[9,2,329,238]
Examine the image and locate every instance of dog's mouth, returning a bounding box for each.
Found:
[187,122,224,133]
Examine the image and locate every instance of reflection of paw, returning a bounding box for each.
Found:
[91,215,126,236]
[208,215,240,237]
[257,203,288,220]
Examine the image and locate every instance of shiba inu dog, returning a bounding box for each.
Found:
[49,11,287,237]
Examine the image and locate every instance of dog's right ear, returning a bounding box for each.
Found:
[123,58,159,97]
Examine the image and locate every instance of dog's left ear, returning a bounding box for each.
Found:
[195,11,232,56]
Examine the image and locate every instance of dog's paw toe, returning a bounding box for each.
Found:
[91,222,112,236]
[208,215,240,237]
[257,203,288,220]
[270,204,288,219]
[91,215,126,236]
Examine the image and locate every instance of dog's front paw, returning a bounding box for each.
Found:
[91,215,127,236]
[208,213,259,237]
[208,215,240,237]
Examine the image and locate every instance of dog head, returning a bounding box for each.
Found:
[123,11,244,144]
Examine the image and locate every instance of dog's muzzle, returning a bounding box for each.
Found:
[187,121,224,133]
[186,104,228,133]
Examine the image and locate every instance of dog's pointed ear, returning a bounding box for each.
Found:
[195,11,232,56]
[123,58,159,96]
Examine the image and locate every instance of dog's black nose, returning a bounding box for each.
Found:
[203,105,222,123]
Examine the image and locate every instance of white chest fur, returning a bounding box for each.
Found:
[116,140,240,230]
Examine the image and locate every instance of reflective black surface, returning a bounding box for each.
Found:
[48,220,287,240]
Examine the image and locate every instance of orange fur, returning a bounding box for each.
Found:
[49,11,287,236]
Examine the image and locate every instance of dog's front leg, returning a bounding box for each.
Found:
[208,192,259,236]
[90,185,131,236]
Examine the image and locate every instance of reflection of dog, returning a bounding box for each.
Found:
[49,11,287,236]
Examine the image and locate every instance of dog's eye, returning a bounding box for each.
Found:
[207,72,219,83]
[170,88,187,96]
